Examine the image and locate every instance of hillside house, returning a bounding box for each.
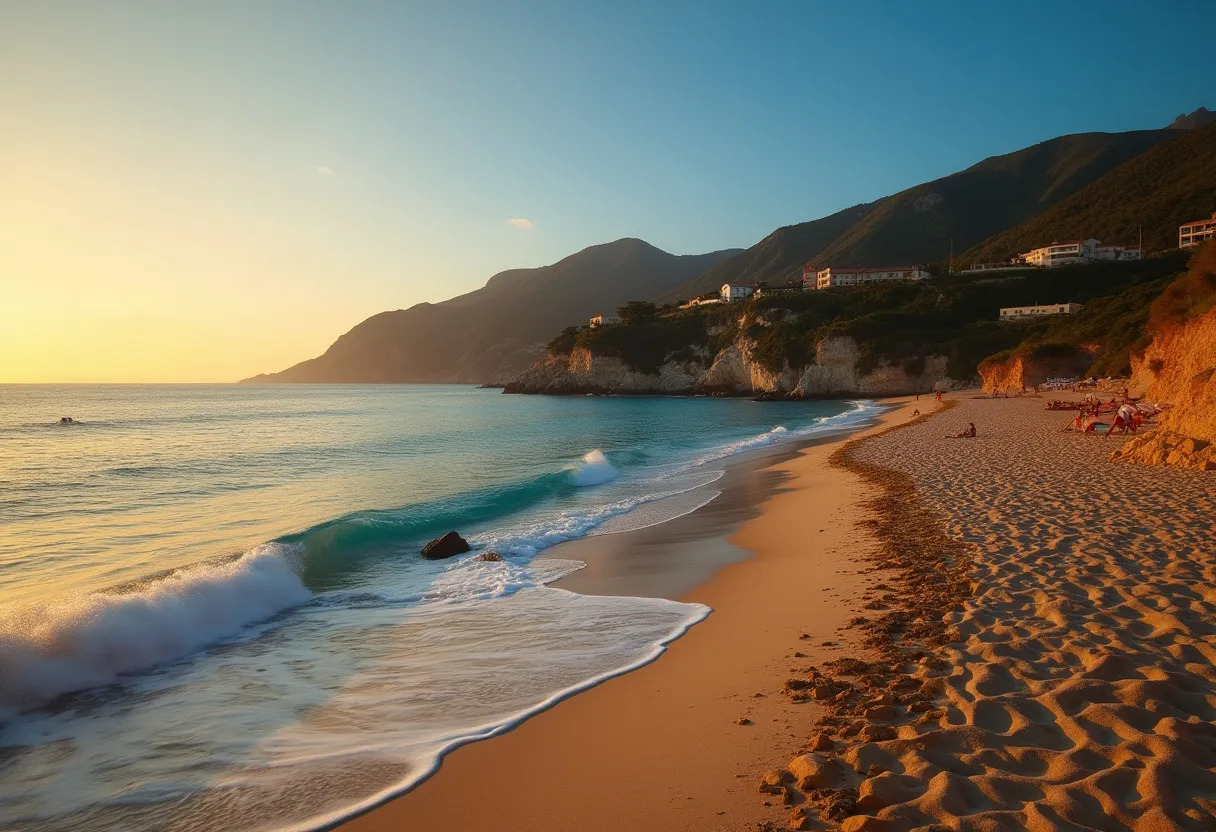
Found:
[589,314,620,328]
[1018,238,1139,267]
[805,265,930,290]
[720,283,755,302]
[1180,212,1216,248]
[998,303,1083,321]
[1019,240,1099,267]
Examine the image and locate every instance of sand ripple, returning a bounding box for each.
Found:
[783,398,1216,831]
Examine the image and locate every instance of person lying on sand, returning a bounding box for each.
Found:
[947,423,977,439]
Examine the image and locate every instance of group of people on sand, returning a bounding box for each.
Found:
[1059,388,1161,436]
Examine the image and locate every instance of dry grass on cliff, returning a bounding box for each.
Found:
[1148,241,1216,335]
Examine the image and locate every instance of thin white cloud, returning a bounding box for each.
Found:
[506,217,533,230]
[315,166,334,176]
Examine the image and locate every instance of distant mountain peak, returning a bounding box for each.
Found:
[1167,107,1215,129]
[242,240,740,384]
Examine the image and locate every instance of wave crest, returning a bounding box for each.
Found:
[568,450,618,487]
[0,543,310,714]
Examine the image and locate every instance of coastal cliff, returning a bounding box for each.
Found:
[976,343,1094,394]
[504,334,959,398]
[1112,244,1216,470]
[1132,305,1216,440]
[508,255,1189,400]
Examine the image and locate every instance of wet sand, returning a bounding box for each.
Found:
[338,392,1216,831]
[338,396,930,832]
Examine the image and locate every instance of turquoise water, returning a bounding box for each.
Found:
[0,384,874,831]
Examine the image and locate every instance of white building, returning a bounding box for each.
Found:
[589,314,620,328]
[1019,239,1099,267]
[1018,238,1140,267]
[998,303,1083,321]
[1180,213,1216,248]
[805,265,930,290]
[720,283,755,302]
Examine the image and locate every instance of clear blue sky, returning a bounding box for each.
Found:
[2,0,1214,380]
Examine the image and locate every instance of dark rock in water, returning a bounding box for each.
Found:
[475,552,503,562]
[421,531,470,559]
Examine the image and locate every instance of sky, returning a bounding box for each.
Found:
[2,1,1214,382]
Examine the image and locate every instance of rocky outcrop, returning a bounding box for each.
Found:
[421,531,470,559]
[794,338,957,397]
[504,337,962,398]
[701,344,800,394]
[505,347,706,395]
[977,345,1093,394]
[1109,432,1216,471]
[1130,305,1216,443]
[1117,304,1216,470]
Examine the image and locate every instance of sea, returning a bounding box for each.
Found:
[0,384,878,831]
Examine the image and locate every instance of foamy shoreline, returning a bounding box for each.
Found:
[339,394,1216,831]
[1,393,878,832]
[337,395,928,831]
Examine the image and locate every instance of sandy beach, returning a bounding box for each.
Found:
[337,396,927,832]
[819,396,1216,830]
[338,393,1216,831]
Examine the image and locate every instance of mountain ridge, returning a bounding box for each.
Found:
[1167,106,1216,130]
[251,117,1203,386]
[657,128,1177,303]
[243,238,741,384]
[962,120,1216,263]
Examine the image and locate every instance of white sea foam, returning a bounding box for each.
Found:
[689,424,790,466]
[469,493,664,558]
[0,397,885,831]
[589,488,722,536]
[568,449,618,486]
[0,543,310,713]
[237,589,712,832]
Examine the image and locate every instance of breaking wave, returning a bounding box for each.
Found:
[0,402,882,719]
[0,543,310,713]
[568,449,619,486]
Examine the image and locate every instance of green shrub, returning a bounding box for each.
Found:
[547,326,580,356]
[551,252,1191,383]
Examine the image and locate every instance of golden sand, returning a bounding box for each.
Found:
[341,394,1216,831]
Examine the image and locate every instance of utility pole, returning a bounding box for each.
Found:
[948,237,953,275]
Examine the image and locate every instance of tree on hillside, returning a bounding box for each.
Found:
[547,326,581,355]
[617,300,658,325]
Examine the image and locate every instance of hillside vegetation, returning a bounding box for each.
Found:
[963,121,1216,263]
[657,129,1175,304]
[1147,240,1216,334]
[552,252,1189,389]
